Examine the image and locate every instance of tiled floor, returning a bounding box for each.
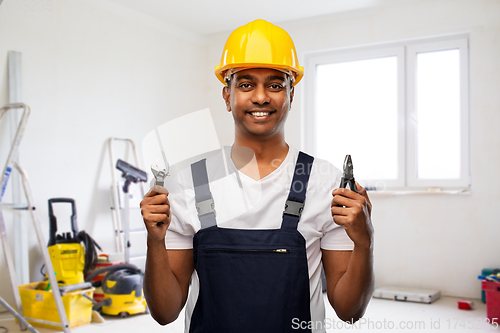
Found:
[0,294,497,332]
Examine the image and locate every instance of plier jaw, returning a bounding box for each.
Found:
[340,155,358,193]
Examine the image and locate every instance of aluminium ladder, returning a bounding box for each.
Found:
[0,103,71,332]
[108,138,147,266]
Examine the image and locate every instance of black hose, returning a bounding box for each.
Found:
[84,263,140,283]
[76,230,102,274]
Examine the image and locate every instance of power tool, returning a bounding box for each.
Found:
[85,263,147,318]
[46,198,101,285]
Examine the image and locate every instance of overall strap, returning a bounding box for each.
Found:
[281,151,314,230]
[191,159,217,229]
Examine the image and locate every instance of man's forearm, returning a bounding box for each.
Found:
[143,239,184,325]
[330,245,374,323]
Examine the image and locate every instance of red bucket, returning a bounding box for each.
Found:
[482,280,500,324]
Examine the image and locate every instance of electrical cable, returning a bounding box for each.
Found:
[77,230,102,274]
[0,326,8,333]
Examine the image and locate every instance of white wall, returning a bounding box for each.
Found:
[0,0,208,305]
[1,0,498,308]
[205,0,500,298]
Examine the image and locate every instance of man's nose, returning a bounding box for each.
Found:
[251,84,270,105]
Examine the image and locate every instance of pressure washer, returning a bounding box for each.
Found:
[46,198,102,285]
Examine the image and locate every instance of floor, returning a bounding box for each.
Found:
[0,294,498,332]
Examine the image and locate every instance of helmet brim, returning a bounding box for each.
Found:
[215,63,304,86]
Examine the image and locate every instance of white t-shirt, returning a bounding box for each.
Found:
[165,145,354,333]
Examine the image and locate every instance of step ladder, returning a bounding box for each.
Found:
[0,103,71,332]
[108,138,147,268]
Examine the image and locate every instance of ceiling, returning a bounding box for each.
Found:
[105,0,420,36]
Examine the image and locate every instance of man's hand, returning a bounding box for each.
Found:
[140,185,194,325]
[140,185,171,242]
[331,182,373,249]
[326,182,374,322]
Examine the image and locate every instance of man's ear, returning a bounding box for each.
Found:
[222,86,231,112]
[289,85,295,105]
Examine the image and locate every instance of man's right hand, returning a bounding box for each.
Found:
[140,186,171,242]
[140,186,193,325]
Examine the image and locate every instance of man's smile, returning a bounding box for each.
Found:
[246,110,276,119]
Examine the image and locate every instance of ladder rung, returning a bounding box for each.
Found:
[0,203,35,210]
[110,207,140,210]
[118,229,146,234]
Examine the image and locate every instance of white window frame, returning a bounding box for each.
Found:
[302,35,470,190]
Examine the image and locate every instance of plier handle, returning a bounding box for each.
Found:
[339,155,358,193]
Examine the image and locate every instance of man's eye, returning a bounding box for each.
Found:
[269,84,283,90]
[238,83,252,89]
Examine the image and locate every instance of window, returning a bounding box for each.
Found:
[302,36,470,190]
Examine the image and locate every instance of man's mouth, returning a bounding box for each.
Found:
[247,111,275,118]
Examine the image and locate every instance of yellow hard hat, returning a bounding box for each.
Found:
[215,19,304,86]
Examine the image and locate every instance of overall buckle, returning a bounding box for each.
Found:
[283,200,304,218]
[196,197,216,217]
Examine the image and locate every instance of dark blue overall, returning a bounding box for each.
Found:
[189,152,314,333]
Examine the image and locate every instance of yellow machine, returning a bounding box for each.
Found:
[47,198,100,285]
[47,243,85,285]
[85,263,147,318]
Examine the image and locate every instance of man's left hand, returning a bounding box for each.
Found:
[331,183,373,249]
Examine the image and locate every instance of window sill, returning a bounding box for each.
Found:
[366,188,471,197]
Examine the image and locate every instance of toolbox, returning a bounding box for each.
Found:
[373,286,441,304]
[18,281,94,329]
[482,269,500,303]
[482,280,500,324]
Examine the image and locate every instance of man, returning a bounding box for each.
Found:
[140,19,374,333]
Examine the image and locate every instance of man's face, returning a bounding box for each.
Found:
[223,68,294,140]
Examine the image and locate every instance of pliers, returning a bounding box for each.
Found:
[339,155,358,193]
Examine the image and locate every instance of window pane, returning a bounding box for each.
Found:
[416,49,460,179]
[316,56,398,180]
